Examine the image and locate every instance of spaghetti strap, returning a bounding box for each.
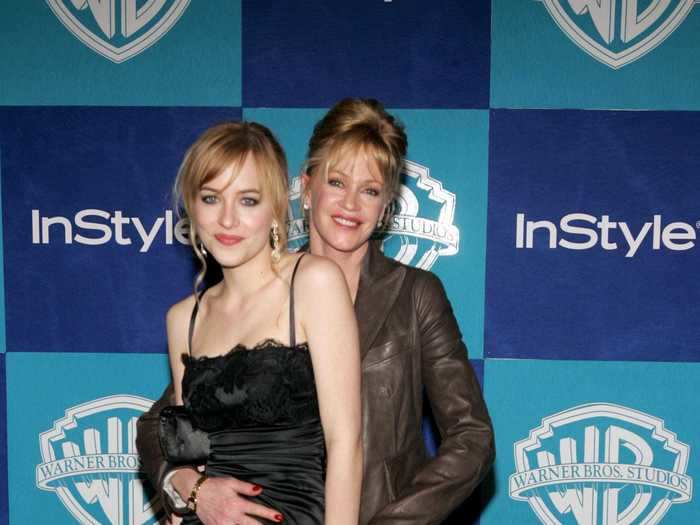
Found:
[289,253,306,347]
[188,289,208,356]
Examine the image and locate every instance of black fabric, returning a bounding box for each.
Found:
[179,255,324,524]
[158,405,210,466]
[181,341,324,524]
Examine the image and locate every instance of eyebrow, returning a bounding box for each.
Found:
[200,186,261,194]
[329,169,383,186]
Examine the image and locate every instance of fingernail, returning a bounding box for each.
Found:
[252,484,262,492]
[274,514,284,522]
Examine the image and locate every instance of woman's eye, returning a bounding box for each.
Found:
[201,194,218,204]
[328,178,343,188]
[241,197,259,206]
[364,188,381,197]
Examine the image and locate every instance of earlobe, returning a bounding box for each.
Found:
[301,173,311,210]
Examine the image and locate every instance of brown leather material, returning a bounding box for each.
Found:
[136,240,494,523]
[135,384,181,516]
[357,241,494,524]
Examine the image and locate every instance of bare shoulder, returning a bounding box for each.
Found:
[166,293,197,327]
[292,253,346,291]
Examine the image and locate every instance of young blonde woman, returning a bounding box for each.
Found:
[156,122,361,525]
[139,100,493,524]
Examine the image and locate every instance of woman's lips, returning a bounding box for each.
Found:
[332,215,361,228]
[214,233,244,246]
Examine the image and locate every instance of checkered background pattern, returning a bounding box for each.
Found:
[0,1,698,523]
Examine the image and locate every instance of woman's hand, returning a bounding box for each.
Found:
[194,476,283,525]
[172,469,282,525]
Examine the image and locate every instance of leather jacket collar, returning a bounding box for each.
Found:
[355,241,406,359]
[301,240,407,359]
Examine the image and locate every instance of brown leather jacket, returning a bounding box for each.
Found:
[136,241,494,524]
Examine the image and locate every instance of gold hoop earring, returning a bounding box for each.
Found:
[199,241,207,257]
[271,221,281,264]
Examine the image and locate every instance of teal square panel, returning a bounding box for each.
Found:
[481,359,699,525]
[6,352,170,524]
[244,108,489,358]
[492,0,700,109]
[0,1,240,106]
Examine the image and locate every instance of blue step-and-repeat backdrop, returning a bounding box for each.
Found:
[1,1,698,524]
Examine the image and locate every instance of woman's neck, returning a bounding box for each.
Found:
[218,248,277,300]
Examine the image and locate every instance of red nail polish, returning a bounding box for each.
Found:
[274,513,284,522]
[252,484,262,492]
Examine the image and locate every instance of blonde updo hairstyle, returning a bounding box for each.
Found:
[174,122,289,293]
[305,98,407,202]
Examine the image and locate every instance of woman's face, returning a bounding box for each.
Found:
[192,154,274,269]
[303,152,386,255]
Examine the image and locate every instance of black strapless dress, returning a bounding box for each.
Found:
[181,340,325,524]
[180,255,325,525]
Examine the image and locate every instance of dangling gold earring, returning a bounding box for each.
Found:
[199,240,208,257]
[271,221,281,264]
[303,201,310,211]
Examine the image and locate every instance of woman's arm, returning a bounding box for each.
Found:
[164,298,205,505]
[369,271,495,525]
[298,256,363,525]
[166,298,191,406]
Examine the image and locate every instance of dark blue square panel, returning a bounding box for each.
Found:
[242,0,490,108]
[486,109,700,362]
[0,107,240,354]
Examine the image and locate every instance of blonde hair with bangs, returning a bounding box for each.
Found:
[174,121,288,293]
[305,98,407,201]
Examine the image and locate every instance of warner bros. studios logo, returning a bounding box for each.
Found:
[36,395,162,524]
[510,403,693,525]
[46,0,190,63]
[287,159,460,270]
[537,0,697,68]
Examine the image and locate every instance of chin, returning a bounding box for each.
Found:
[209,254,245,268]
[326,235,370,254]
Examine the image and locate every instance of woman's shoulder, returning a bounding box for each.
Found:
[166,292,198,326]
[287,252,345,288]
[380,250,444,292]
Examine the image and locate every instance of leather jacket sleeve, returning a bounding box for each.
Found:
[369,271,495,525]
[136,383,180,517]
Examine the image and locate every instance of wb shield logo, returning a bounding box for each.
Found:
[46,0,190,63]
[510,403,692,524]
[288,160,459,270]
[36,395,161,524]
[541,0,695,68]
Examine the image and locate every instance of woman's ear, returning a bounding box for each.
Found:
[301,173,311,210]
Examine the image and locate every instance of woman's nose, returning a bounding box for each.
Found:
[219,201,238,228]
[341,189,360,211]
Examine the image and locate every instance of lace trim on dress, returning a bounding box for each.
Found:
[183,338,309,365]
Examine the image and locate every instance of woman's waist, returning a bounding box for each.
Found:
[207,419,326,469]
[208,418,324,448]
